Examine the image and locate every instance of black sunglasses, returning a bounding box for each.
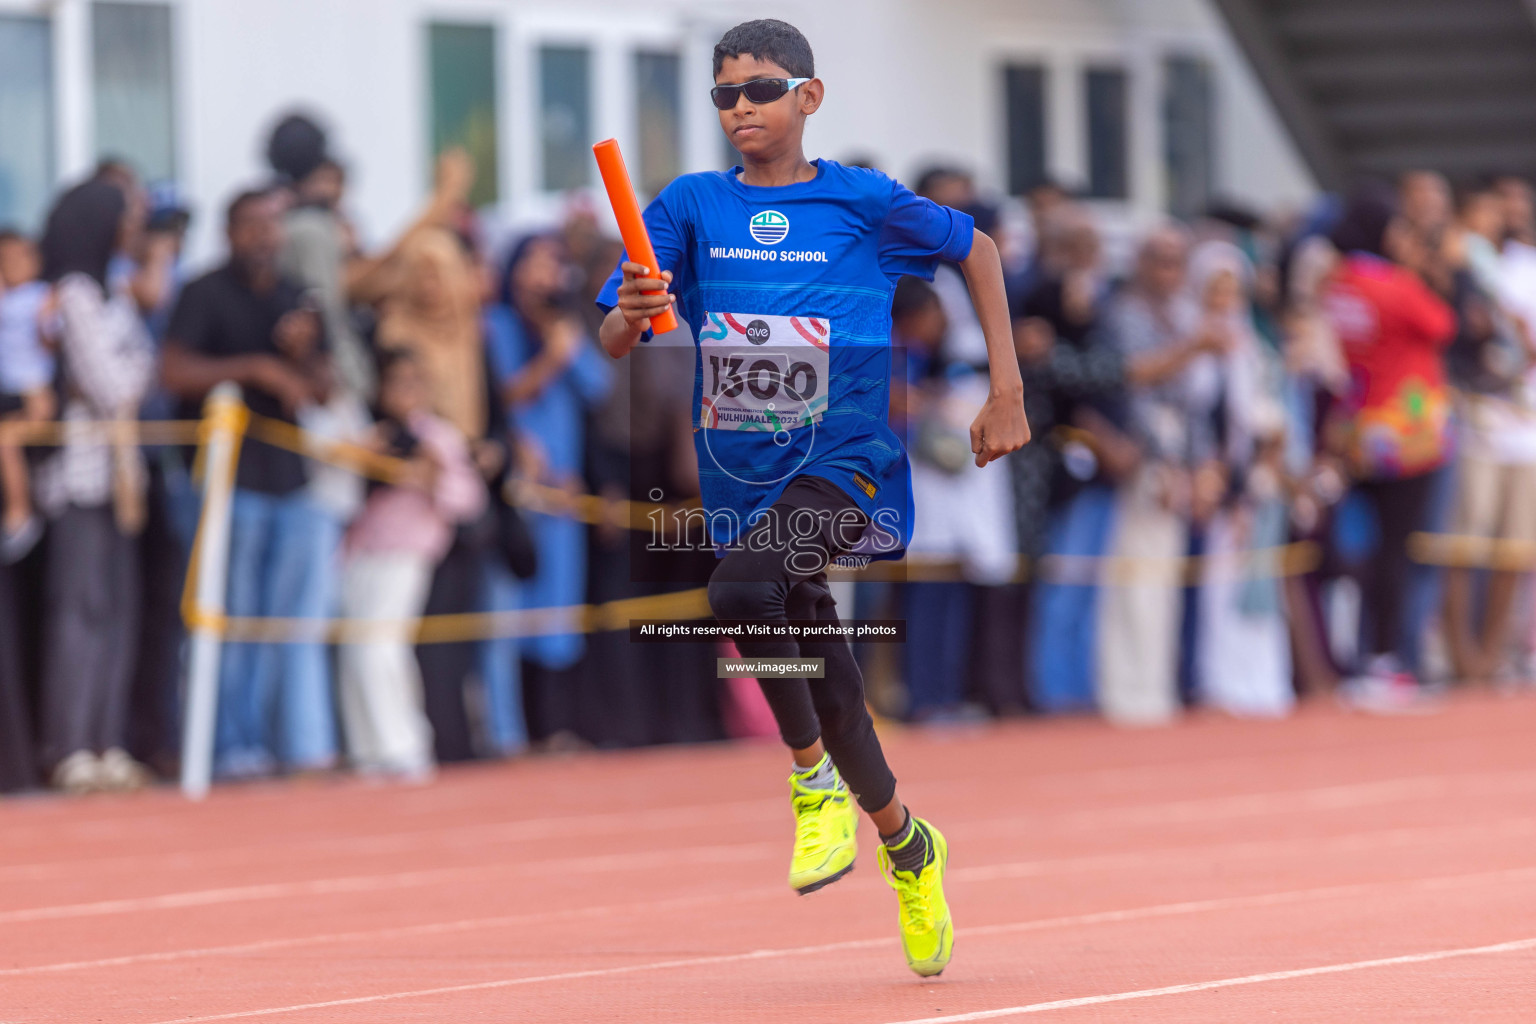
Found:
[710,77,810,111]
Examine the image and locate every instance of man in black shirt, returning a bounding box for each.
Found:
[162,189,345,780]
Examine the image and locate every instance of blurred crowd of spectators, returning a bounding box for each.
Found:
[3,110,1535,796]
[889,166,1536,727]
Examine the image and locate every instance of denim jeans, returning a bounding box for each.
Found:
[901,581,973,717]
[214,489,341,776]
[1028,485,1116,714]
[477,559,527,755]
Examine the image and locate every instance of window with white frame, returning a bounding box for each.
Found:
[1002,63,1048,197]
[0,14,54,231]
[1163,55,1215,219]
[1084,66,1129,201]
[92,1,175,183]
[540,44,592,191]
[429,22,500,206]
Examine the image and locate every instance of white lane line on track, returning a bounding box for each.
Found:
[0,842,779,926]
[8,862,1536,982]
[0,797,783,883]
[951,815,1536,883]
[131,867,1536,1024]
[0,732,1465,845]
[0,885,786,977]
[8,765,1536,896]
[880,938,1536,1022]
[982,768,1536,836]
[3,752,1536,872]
[7,812,1536,930]
[137,938,904,1024]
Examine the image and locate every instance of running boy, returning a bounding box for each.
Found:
[596,19,1028,977]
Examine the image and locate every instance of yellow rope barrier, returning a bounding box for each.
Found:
[827,540,1322,586]
[179,400,249,632]
[6,401,1532,643]
[1407,532,1536,572]
[188,585,716,645]
[502,476,703,530]
[0,418,203,446]
[242,413,408,484]
[188,543,1326,645]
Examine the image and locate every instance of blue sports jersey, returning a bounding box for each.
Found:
[596,158,975,561]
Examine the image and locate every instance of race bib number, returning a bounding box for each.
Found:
[698,312,830,432]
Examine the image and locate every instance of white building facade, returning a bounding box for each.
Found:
[0,0,1314,264]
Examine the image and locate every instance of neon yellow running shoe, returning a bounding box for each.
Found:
[876,817,953,977]
[787,760,859,894]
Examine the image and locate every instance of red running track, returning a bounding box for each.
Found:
[4,690,1536,1022]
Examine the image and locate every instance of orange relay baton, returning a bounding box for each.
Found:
[592,138,679,335]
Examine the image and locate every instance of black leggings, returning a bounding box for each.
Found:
[706,475,897,813]
[1352,472,1437,659]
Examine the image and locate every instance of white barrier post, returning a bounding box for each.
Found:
[179,382,246,800]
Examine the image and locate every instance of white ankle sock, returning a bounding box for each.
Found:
[792,755,839,790]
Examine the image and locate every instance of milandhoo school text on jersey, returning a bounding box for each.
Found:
[708,246,830,262]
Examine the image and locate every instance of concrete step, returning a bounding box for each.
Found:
[1348,136,1536,175]
[1326,96,1536,137]
[1273,3,1531,43]
[1294,46,1536,95]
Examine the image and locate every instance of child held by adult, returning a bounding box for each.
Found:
[0,230,55,563]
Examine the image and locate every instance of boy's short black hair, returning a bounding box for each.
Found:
[713,20,814,79]
[0,227,26,248]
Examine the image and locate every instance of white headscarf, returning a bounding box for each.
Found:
[1185,240,1279,467]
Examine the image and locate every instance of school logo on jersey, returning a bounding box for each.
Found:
[749,210,789,245]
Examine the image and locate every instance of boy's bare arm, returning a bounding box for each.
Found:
[598,307,643,359]
[960,229,1030,467]
[599,262,676,358]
